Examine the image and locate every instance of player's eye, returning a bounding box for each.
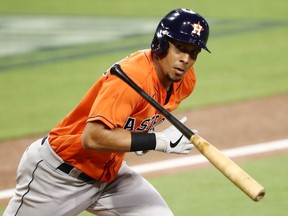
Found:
[190,49,201,59]
[177,44,186,52]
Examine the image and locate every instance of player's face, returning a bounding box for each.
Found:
[155,39,201,89]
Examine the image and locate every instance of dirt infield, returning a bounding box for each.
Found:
[1,94,288,205]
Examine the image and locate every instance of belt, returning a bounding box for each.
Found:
[57,163,95,183]
[41,136,94,183]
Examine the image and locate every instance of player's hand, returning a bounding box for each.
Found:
[154,117,197,154]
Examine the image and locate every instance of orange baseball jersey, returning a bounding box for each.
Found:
[49,49,196,182]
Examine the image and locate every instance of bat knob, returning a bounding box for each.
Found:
[110,64,120,75]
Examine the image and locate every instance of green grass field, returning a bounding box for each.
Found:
[0,0,287,215]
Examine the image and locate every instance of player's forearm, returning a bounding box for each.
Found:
[82,122,131,152]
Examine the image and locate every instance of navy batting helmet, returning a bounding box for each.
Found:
[151,8,210,56]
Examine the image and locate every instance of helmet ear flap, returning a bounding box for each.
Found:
[151,29,169,57]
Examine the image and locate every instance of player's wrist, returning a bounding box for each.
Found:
[154,132,168,152]
[130,132,156,151]
[130,132,171,153]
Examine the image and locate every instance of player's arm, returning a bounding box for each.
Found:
[82,121,132,152]
[82,118,194,154]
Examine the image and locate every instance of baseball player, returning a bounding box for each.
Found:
[4,8,210,216]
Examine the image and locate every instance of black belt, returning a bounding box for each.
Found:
[41,136,94,183]
[57,163,94,183]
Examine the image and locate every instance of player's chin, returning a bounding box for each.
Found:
[171,77,183,83]
[167,73,184,82]
[172,74,185,82]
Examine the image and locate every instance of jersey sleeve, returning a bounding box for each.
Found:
[87,50,154,129]
[87,71,143,129]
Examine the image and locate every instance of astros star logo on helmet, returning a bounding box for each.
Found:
[191,21,204,36]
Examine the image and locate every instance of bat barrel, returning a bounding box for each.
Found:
[191,134,265,201]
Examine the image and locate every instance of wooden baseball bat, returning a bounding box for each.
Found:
[110,64,265,201]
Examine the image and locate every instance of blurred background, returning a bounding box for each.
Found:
[0,0,287,139]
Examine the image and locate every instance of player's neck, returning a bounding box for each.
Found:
[152,56,172,91]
